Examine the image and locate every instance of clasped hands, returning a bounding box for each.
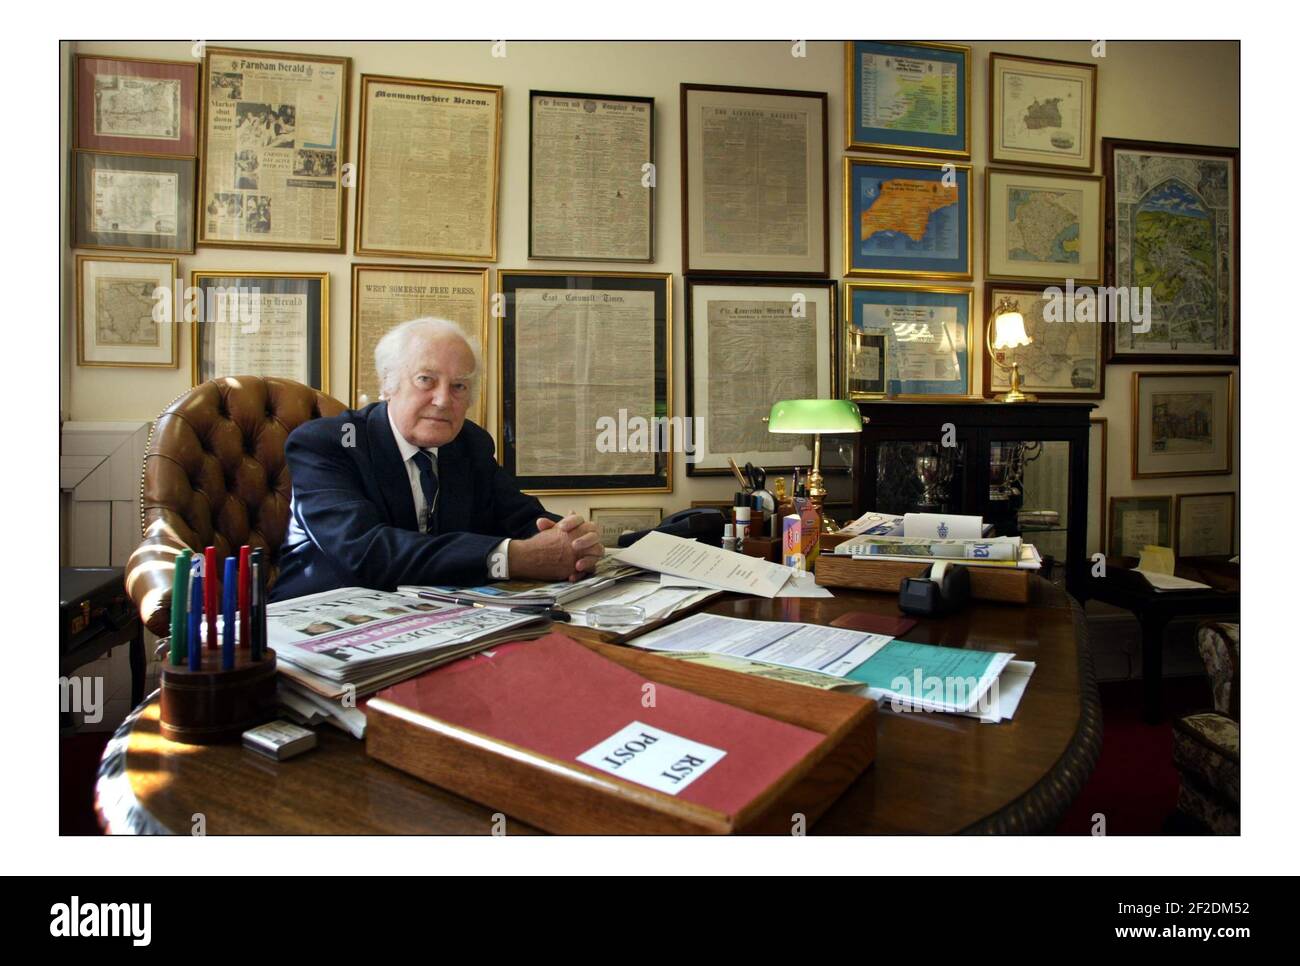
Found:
[508,512,606,582]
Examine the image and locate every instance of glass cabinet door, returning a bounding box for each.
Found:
[874,440,967,515]
[988,439,1071,561]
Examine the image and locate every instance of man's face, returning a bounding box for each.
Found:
[386,333,475,448]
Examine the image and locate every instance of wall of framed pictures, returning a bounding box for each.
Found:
[60,40,1238,531]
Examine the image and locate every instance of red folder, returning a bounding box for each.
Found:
[374,632,825,818]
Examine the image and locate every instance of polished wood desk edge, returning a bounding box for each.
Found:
[94,689,172,835]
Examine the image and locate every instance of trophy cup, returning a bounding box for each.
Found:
[913,443,953,512]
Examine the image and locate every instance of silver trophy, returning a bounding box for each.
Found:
[914,443,954,511]
[988,440,1042,502]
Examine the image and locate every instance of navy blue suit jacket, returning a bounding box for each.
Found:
[272,402,560,601]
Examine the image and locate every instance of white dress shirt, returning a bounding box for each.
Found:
[387,407,510,577]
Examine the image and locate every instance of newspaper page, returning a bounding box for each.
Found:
[206,289,310,383]
[358,78,500,259]
[530,94,651,260]
[201,50,345,247]
[352,266,487,417]
[513,287,657,478]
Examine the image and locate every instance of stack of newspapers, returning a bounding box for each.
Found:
[832,534,1042,569]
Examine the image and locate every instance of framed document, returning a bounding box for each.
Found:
[984,168,1103,283]
[190,271,329,391]
[73,150,196,253]
[1104,138,1239,363]
[356,75,502,261]
[844,283,973,399]
[350,264,489,422]
[847,328,889,399]
[989,53,1096,171]
[76,254,178,368]
[199,47,350,252]
[529,91,653,261]
[498,271,672,494]
[684,277,837,477]
[1088,417,1108,558]
[844,41,970,158]
[75,54,199,157]
[844,157,972,279]
[588,506,663,547]
[1109,495,1172,559]
[681,84,828,276]
[982,283,1104,399]
[1175,492,1236,558]
[1131,370,1234,479]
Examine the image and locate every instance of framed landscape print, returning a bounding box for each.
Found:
[190,271,329,391]
[497,271,672,494]
[989,53,1096,171]
[843,41,970,158]
[1088,417,1107,558]
[1131,370,1233,479]
[681,84,828,276]
[529,91,653,261]
[73,150,196,253]
[356,75,503,261]
[844,157,972,279]
[844,283,972,398]
[588,507,663,547]
[685,277,836,476]
[982,283,1104,399]
[75,54,199,157]
[76,254,178,368]
[349,264,489,422]
[1109,495,1172,559]
[1175,492,1236,558]
[199,47,351,252]
[1104,138,1239,363]
[984,168,1103,283]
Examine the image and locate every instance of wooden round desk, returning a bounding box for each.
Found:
[96,578,1100,835]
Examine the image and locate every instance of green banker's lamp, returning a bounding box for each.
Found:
[766,398,865,533]
[987,296,1038,403]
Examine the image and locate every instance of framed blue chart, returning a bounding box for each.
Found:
[844,157,972,280]
[844,282,973,399]
[844,41,970,159]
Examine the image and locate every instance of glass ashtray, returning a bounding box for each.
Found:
[585,603,646,629]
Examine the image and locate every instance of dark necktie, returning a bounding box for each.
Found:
[411,450,439,533]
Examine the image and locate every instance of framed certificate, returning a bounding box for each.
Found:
[497,271,672,494]
[1104,138,1239,363]
[982,283,1104,399]
[1175,492,1236,558]
[844,41,970,158]
[844,282,973,399]
[349,264,489,422]
[588,506,663,547]
[1109,495,1172,559]
[76,254,178,368]
[529,91,653,261]
[73,150,196,254]
[989,53,1097,171]
[190,271,329,391]
[199,47,351,252]
[984,168,1103,283]
[75,54,199,157]
[1131,370,1234,479]
[684,277,837,476]
[681,84,828,276]
[844,157,972,279]
[356,75,503,261]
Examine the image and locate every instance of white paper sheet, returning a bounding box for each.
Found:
[612,530,795,598]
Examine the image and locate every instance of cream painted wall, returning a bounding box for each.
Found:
[61,40,1239,538]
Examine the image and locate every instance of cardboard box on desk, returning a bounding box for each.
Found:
[364,632,876,834]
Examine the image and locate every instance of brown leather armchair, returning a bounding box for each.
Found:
[126,377,346,637]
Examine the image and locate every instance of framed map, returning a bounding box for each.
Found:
[843,157,971,280]
[75,54,199,157]
[844,41,970,158]
[72,150,196,254]
[989,53,1096,171]
[76,254,178,368]
[983,283,1103,399]
[1105,138,1239,363]
[985,168,1103,283]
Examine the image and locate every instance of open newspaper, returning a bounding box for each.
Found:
[833,534,1041,569]
[410,555,644,606]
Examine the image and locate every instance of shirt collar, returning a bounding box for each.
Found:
[386,403,438,463]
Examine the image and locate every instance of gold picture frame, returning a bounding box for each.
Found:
[843,41,971,159]
[76,254,179,368]
[983,167,1104,284]
[989,52,1097,172]
[1131,370,1234,479]
[588,506,664,547]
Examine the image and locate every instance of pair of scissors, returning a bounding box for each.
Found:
[743,462,766,491]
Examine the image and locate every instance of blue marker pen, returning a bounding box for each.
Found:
[188,560,203,672]
[222,556,238,670]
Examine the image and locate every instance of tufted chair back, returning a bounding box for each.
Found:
[125,376,346,637]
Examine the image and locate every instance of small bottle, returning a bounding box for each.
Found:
[733,491,751,549]
[722,523,736,553]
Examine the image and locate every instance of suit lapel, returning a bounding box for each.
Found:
[366,402,419,532]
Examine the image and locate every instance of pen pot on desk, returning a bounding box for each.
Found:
[159,642,278,744]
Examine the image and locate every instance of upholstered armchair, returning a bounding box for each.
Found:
[125,377,346,637]
[1173,620,1241,834]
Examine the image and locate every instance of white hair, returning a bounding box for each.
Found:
[374,317,483,399]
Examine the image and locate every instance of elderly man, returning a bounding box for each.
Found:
[271,317,604,601]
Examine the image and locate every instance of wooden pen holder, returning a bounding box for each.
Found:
[159,644,278,744]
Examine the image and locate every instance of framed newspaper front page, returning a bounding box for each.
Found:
[198,47,350,252]
[528,90,654,261]
[75,54,199,157]
[681,84,829,277]
[356,75,503,261]
[684,277,837,477]
[497,270,672,495]
[190,271,329,391]
[350,263,490,422]
[73,150,196,253]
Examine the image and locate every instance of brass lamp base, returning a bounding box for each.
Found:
[994,362,1038,404]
